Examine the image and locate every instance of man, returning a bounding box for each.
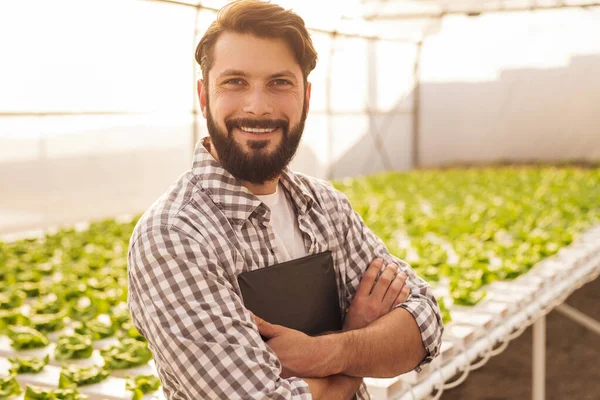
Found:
[127,1,443,399]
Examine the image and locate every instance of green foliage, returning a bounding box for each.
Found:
[24,385,87,400]
[9,354,50,374]
[54,333,94,361]
[58,365,109,388]
[0,374,21,398]
[100,338,153,370]
[437,297,452,324]
[126,374,161,400]
[334,167,600,307]
[0,290,26,310]
[73,318,116,341]
[117,321,147,343]
[31,294,64,315]
[7,326,50,350]
[30,311,67,334]
[0,308,31,334]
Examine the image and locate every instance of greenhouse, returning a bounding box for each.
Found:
[1,0,599,399]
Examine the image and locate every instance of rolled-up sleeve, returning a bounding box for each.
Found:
[335,192,444,371]
[127,225,312,399]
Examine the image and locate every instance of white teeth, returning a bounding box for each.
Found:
[240,126,276,133]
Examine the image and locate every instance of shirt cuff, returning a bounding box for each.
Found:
[287,376,313,398]
[395,297,443,372]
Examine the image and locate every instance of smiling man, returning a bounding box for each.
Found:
[127,1,443,399]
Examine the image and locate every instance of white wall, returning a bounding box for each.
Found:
[419,8,600,167]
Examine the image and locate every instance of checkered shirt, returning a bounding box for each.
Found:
[127,140,443,400]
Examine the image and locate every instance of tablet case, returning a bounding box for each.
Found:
[237,251,342,336]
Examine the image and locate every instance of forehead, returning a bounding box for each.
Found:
[210,32,303,80]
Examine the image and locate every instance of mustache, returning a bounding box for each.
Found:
[225,118,288,131]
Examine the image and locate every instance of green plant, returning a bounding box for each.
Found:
[54,333,94,361]
[126,374,161,400]
[72,318,116,341]
[58,365,109,388]
[8,354,50,374]
[24,385,87,400]
[7,326,50,350]
[30,311,67,334]
[100,338,153,370]
[0,374,21,398]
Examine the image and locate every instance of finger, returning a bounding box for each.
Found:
[392,285,411,309]
[356,258,384,297]
[252,312,284,339]
[371,263,398,301]
[382,270,407,310]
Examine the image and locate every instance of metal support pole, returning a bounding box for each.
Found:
[411,40,422,170]
[555,303,600,336]
[532,316,546,400]
[191,6,202,157]
[325,32,336,180]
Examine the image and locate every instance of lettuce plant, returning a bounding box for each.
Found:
[54,333,94,361]
[8,326,50,350]
[8,354,50,374]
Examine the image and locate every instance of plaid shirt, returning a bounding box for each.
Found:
[128,140,443,400]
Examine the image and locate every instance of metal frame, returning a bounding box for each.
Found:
[360,1,600,20]
[365,225,600,400]
[555,303,600,336]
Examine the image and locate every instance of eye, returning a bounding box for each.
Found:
[224,78,245,85]
[272,79,292,86]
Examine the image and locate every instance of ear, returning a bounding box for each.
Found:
[198,79,208,118]
[304,81,312,116]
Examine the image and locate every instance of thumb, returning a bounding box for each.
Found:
[250,312,285,339]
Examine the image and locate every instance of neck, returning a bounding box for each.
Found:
[242,179,279,195]
[203,137,280,195]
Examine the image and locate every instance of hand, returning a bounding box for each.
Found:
[343,258,410,331]
[252,313,335,378]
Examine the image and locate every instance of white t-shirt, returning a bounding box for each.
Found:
[255,183,307,262]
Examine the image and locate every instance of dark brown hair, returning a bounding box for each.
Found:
[195,0,318,83]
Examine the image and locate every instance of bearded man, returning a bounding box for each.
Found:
[127,1,443,399]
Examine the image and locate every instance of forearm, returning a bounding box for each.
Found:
[304,375,362,400]
[330,307,428,378]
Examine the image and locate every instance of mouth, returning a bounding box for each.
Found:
[227,118,287,139]
[239,126,278,134]
[234,125,282,139]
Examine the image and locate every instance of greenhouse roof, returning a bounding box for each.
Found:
[148,0,600,42]
[154,0,600,18]
[358,0,600,19]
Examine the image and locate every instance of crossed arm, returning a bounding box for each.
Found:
[253,258,428,399]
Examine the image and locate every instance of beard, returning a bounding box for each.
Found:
[205,100,306,184]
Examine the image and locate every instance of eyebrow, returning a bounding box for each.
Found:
[268,70,298,81]
[217,69,298,81]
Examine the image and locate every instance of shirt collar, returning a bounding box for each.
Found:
[191,138,314,225]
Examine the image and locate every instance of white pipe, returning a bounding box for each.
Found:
[555,304,600,336]
[532,316,546,400]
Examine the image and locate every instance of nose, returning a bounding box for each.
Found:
[242,88,274,116]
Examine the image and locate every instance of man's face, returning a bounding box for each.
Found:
[198,32,311,184]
